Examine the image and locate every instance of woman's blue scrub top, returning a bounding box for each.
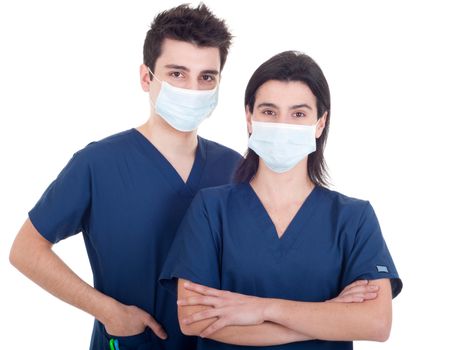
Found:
[160,183,402,350]
[28,129,242,350]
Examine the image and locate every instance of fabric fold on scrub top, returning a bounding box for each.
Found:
[160,183,402,350]
[28,129,242,350]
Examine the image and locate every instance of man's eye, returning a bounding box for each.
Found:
[202,75,215,81]
[170,72,183,78]
[263,110,276,116]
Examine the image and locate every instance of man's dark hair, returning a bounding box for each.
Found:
[143,3,232,76]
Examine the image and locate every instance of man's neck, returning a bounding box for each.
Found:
[136,115,198,157]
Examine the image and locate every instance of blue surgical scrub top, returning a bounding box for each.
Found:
[28,129,242,350]
[160,183,402,350]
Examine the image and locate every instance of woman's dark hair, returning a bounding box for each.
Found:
[143,3,232,76]
[234,50,331,187]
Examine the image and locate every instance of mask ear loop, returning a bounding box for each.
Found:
[314,116,323,141]
[147,67,165,113]
[314,116,321,127]
[148,68,158,112]
[147,67,163,83]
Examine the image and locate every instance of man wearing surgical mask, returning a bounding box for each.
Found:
[9,4,242,350]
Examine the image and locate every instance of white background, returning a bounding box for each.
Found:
[1,0,473,348]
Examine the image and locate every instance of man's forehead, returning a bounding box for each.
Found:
[157,38,221,72]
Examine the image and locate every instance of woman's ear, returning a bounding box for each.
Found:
[316,111,328,139]
[245,106,253,134]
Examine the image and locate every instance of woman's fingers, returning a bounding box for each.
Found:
[183,308,221,325]
[339,284,379,297]
[200,318,229,338]
[183,281,222,296]
[331,292,378,303]
[340,280,368,293]
[177,295,219,307]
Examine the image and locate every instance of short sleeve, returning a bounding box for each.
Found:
[341,202,403,298]
[28,151,91,244]
[159,191,221,295]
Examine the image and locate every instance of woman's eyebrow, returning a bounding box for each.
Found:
[290,103,313,110]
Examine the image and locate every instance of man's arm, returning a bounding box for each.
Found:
[9,218,166,338]
[177,279,312,346]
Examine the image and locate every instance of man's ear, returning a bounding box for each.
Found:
[140,64,152,92]
[316,111,328,139]
[245,106,253,134]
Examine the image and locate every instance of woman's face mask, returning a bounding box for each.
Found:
[248,119,320,173]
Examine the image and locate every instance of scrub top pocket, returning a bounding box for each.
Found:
[101,325,154,350]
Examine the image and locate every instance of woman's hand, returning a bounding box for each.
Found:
[326,280,379,303]
[178,281,268,338]
[178,279,378,338]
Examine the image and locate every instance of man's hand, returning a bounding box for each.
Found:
[326,280,379,303]
[103,302,167,339]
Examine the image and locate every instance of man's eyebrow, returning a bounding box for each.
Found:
[201,69,220,75]
[164,64,190,71]
[257,102,279,109]
[164,65,220,75]
[290,104,313,110]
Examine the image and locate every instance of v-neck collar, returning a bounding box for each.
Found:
[131,128,206,197]
[243,182,321,259]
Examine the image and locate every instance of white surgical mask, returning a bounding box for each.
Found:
[148,68,218,132]
[248,120,319,173]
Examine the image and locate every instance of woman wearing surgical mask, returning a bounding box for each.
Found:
[160,51,403,350]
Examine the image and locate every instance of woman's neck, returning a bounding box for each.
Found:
[250,157,314,203]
